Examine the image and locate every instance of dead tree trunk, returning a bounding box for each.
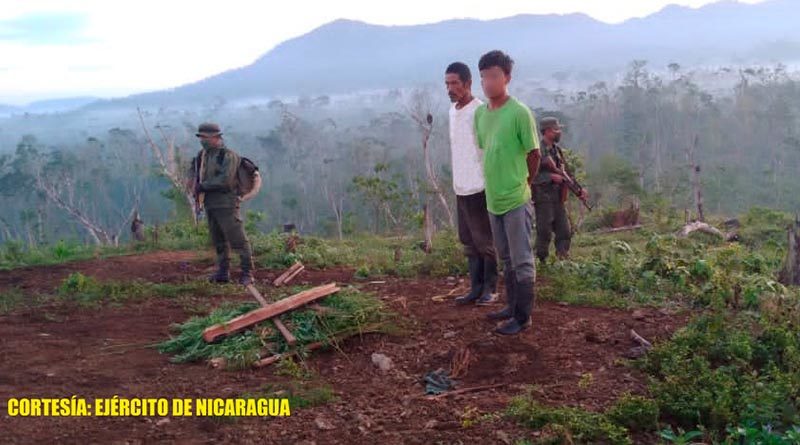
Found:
[422,203,433,254]
[137,108,197,224]
[407,92,454,229]
[779,217,800,286]
[687,134,705,222]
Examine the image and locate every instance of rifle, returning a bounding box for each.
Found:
[541,150,592,211]
[194,151,206,220]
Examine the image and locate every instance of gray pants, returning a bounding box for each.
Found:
[489,202,536,285]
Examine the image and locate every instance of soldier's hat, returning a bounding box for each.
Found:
[195,122,223,137]
[539,117,564,132]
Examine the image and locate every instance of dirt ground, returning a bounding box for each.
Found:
[0,251,686,444]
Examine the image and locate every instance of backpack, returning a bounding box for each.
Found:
[236,157,262,201]
[189,151,262,201]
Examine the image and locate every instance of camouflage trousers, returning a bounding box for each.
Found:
[206,206,254,272]
[533,183,571,261]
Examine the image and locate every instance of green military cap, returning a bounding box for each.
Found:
[195,122,223,137]
[539,117,564,132]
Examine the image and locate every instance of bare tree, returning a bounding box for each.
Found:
[29,155,139,246]
[406,89,454,232]
[686,134,705,222]
[137,108,197,224]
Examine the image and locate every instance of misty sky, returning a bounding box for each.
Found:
[0,0,766,104]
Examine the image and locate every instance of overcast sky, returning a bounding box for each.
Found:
[0,0,766,105]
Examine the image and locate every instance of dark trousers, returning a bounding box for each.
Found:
[206,206,253,271]
[533,183,571,261]
[456,191,496,260]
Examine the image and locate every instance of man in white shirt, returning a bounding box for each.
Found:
[445,62,498,306]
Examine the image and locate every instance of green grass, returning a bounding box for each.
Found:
[56,272,229,307]
[244,380,337,410]
[0,287,27,314]
[252,229,466,278]
[506,389,635,445]
[157,302,264,369]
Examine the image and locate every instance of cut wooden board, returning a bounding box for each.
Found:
[203,283,339,343]
[245,284,296,346]
[273,262,304,287]
[281,265,305,286]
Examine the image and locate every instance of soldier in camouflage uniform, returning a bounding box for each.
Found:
[532,117,588,262]
[192,122,255,285]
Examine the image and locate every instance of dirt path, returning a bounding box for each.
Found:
[0,253,684,444]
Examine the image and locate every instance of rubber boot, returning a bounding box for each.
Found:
[495,278,534,335]
[455,257,484,305]
[487,268,515,320]
[476,258,498,306]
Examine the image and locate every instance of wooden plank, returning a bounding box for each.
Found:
[203,283,339,343]
[254,340,325,368]
[245,284,269,306]
[281,265,305,286]
[272,317,297,345]
[273,262,303,287]
[245,283,296,346]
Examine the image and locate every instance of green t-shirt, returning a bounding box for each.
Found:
[474,97,540,215]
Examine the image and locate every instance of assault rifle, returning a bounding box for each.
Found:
[540,150,592,211]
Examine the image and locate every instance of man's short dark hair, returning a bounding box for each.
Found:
[478,50,514,76]
[445,62,471,84]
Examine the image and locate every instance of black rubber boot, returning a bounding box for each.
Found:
[514,279,535,324]
[496,278,534,335]
[476,258,498,306]
[495,317,531,335]
[455,257,484,305]
[487,268,515,320]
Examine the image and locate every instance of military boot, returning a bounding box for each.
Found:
[238,251,255,286]
[209,246,231,283]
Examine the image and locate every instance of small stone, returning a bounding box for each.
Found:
[314,416,336,430]
[156,418,171,427]
[371,353,393,372]
[443,331,457,339]
[632,309,647,320]
[496,430,512,444]
[424,420,438,429]
[209,357,227,369]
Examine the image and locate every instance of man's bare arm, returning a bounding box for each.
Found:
[527,149,541,185]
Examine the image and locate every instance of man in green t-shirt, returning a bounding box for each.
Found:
[474,50,541,335]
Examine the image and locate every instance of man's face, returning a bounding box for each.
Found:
[545,126,562,143]
[198,134,223,148]
[479,66,510,99]
[445,73,470,103]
